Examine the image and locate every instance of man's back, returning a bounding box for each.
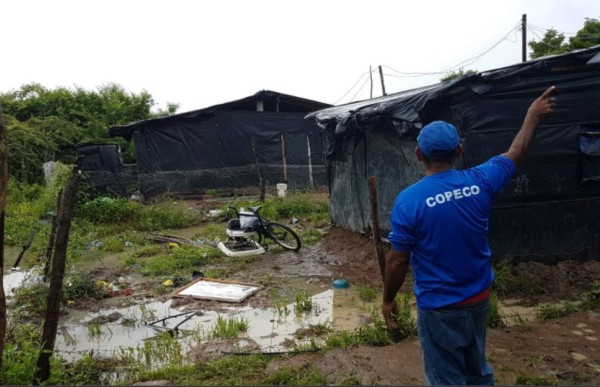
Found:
[389,155,515,309]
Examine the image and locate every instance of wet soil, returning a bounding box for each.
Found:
[25,223,600,385]
[263,226,600,385]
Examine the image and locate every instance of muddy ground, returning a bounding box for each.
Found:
[45,225,600,385]
[265,228,600,385]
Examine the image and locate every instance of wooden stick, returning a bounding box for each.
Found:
[368,176,386,282]
[280,133,288,183]
[35,171,80,383]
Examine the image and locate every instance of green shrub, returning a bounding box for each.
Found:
[77,197,141,224]
[580,280,600,311]
[63,273,106,301]
[487,292,505,328]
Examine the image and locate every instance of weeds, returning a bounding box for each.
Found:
[63,272,106,301]
[140,245,221,276]
[535,301,578,321]
[580,280,600,311]
[390,293,417,340]
[265,364,327,385]
[294,321,332,340]
[125,355,269,385]
[210,316,249,339]
[87,322,102,337]
[229,192,328,222]
[356,284,378,302]
[515,373,558,385]
[11,283,49,318]
[294,290,313,313]
[487,292,505,328]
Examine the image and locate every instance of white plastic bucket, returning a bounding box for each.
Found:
[276,183,288,198]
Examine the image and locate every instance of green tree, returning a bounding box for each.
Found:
[569,17,600,50]
[440,68,477,83]
[0,83,178,180]
[529,18,600,59]
[529,29,570,58]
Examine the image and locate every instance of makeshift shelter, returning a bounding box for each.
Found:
[75,144,127,197]
[306,46,600,262]
[109,90,331,198]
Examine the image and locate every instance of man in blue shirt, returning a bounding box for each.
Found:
[382,86,557,385]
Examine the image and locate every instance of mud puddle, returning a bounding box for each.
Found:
[55,286,378,363]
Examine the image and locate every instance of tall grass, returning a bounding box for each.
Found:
[227,192,328,221]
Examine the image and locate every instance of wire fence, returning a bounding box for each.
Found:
[82,163,328,200]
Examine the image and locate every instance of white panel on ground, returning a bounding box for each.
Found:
[174,279,262,303]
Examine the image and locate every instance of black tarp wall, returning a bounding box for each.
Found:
[310,46,600,262]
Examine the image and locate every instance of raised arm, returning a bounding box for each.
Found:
[502,86,557,166]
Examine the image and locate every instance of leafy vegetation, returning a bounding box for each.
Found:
[440,67,477,83]
[356,284,378,302]
[487,292,505,328]
[529,17,600,59]
[210,316,250,339]
[535,301,578,321]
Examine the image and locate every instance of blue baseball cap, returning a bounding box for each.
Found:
[417,121,460,156]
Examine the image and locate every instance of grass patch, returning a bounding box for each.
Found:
[515,373,558,385]
[265,364,327,385]
[356,284,378,302]
[124,355,269,385]
[298,228,325,245]
[294,290,313,313]
[210,316,249,339]
[535,301,578,321]
[325,295,416,349]
[139,245,222,276]
[228,192,328,222]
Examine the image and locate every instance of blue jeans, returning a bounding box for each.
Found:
[417,299,494,385]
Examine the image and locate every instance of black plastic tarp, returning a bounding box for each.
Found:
[130,110,326,197]
[76,144,126,197]
[109,90,331,198]
[308,45,600,262]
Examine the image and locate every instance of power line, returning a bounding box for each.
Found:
[349,74,372,103]
[332,71,373,105]
[383,22,521,78]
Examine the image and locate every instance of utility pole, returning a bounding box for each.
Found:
[522,14,527,62]
[378,65,387,96]
[369,66,373,98]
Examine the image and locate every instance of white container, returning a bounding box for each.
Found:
[276,183,288,198]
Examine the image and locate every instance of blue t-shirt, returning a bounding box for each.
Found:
[388,155,516,309]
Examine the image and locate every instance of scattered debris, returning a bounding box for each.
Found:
[144,232,216,247]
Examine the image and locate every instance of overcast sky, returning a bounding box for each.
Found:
[1,0,598,113]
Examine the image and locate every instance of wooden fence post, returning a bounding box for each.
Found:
[34,171,80,383]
